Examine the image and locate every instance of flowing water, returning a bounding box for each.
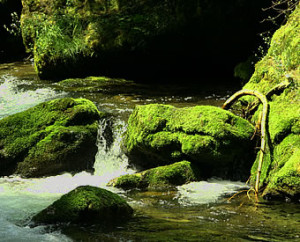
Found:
[0,61,299,241]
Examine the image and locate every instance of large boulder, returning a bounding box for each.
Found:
[242,4,300,200]
[108,161,201,190]
[20,0,269,81]
[0,97,107,177]
[32,186,133,225]
[123,104,255,180]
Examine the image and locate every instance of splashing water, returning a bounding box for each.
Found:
[93,119,135,182]
[0,75,66,119]
[0,119,133,241]
[176,179,248,206]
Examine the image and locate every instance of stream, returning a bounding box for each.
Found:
[0,61,299,241]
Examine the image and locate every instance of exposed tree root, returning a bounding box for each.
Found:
[248,78,292,114]
[222,89,269,195]
[227,189,249,202]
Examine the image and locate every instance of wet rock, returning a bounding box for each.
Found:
[56,76,137,94]
[0,97,108,177]
[108,161,201,190]
[32,186,133,225]
[20,0,269,81]
[123,104,255,180]
[242,5,300,200]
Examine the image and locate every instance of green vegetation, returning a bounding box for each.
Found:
[32,185,133,224]
[124,104,255,180]
[56,76,136,94]
[241,4,299,199]
[20,0,182,78]
[108,161,201,190]
[0,98,106,177]
[0,0,24,62]
[20,0,270,80]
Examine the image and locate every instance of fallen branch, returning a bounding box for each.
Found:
[222,90,269,195]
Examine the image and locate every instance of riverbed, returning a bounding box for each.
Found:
[0,61,299,241]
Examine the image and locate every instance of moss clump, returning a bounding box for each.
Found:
[262,134,300,198]
[0,97,106,177]
[242,4,299,199]
[108,161,201,190]
[243,4,300,94]
[20,0,184,79]
[32,185,133,224]
[124,104,255,180]
[55,76,136,94]
[20,0,270,81]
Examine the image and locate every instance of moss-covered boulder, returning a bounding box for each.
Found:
[242,4,300,200]
[108,161,201,190]
[123,104,255,180]
[0,97,106,177]
[20,0,269,81]
[32,185,133,225]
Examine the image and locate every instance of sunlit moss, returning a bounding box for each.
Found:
[124,104,255,180]
[55,76,134,93]
[108,161,201,190]
[263,135,300,197]
[243,5,300,93]
[244,4,300,198]
[0,98,105,177]
[32,185,133,224]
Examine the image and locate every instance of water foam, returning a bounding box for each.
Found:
[0,75,66,119]
[176,179,248,206]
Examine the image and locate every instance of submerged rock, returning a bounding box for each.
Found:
[32,186,133,225]
[123,104,255,180]
[56,76,137,94]
[0,97,107,177]
[108,161,201,190]
[242,4,300,200]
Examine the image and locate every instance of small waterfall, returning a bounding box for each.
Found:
[93,118,135,183]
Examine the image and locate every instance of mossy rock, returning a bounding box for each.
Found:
[123,104,255,180]
[32,185,133,225]
[20,0,269,81]
[55,76,137,94]
[262,135,300,199]
[242,4,300,199]
[108,161,201,190]
[0,97,107,177]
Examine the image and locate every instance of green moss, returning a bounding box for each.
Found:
[33,185,133,224]
[108,161,201,190]
[0,98,105,177]
[124,104,255,180]
[264,142,300,197]
[244,5,299,199]
[268,97,300,144]
[20,0,187,78]
[20,0,268,80]
[55,76,135,94]
[243,5,300,94]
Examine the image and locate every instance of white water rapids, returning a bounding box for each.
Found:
[0,75,248,241]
